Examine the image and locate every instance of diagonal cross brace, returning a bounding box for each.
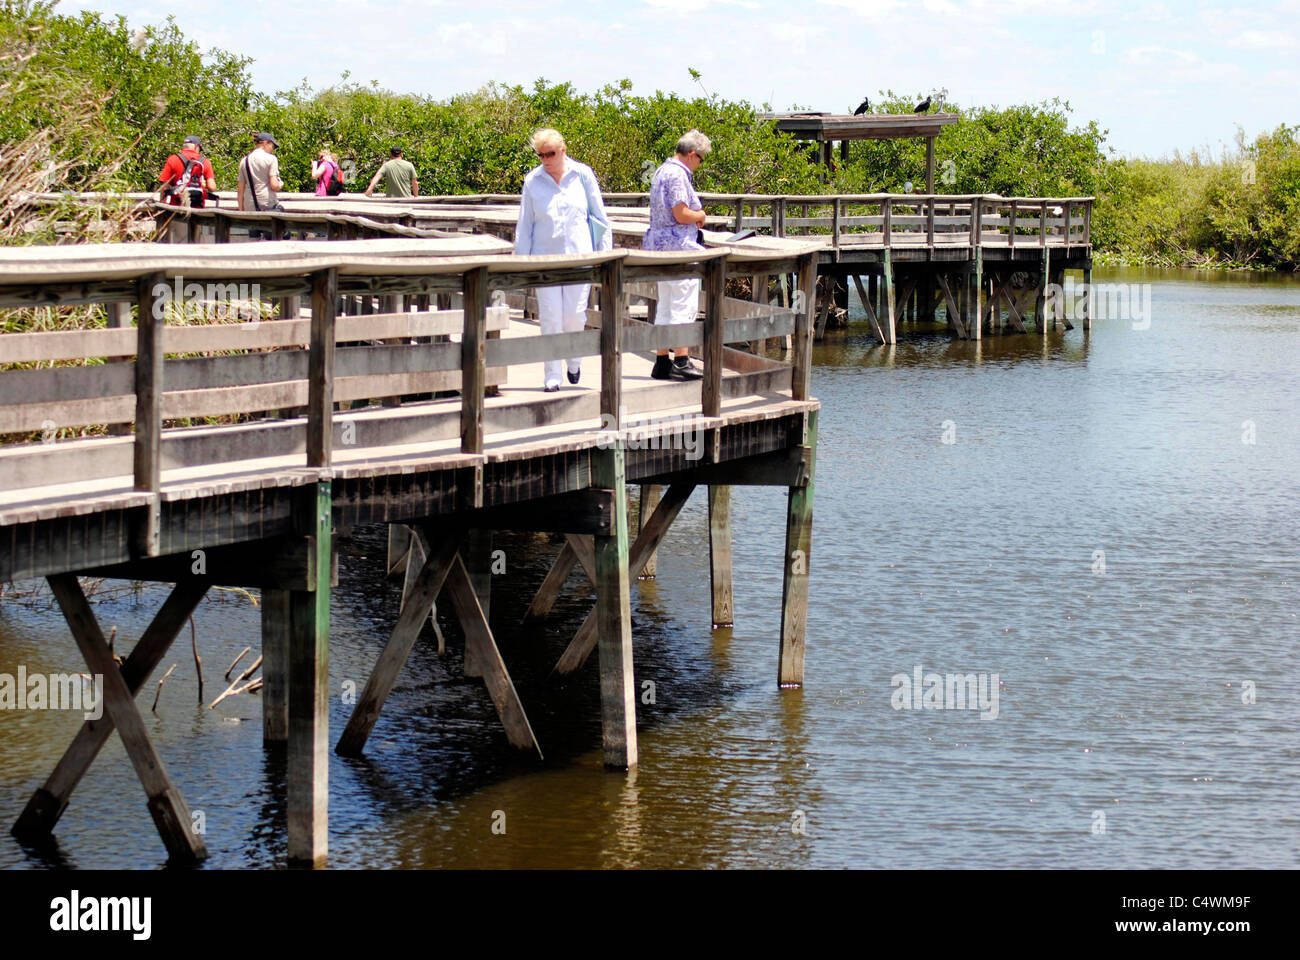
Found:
[39,574,209,863]
[552,482,697,676]
[336,528,543,760]
[12,577,210,841]
[335,534,459,757]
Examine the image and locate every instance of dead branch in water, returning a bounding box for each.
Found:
[224,646,251,681]
[151,663,177,713]
[208,654,263,710]
[190,615,202,705]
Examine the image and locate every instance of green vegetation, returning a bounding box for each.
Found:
[1095,128,1300,269]
[2,0,1298,270]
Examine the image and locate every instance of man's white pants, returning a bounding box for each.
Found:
[536,283,590,387]
[656,278,700,327]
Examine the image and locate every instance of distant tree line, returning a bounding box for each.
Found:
[2,0,1296,269]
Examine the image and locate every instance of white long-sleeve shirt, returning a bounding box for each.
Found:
[514,159,613,256]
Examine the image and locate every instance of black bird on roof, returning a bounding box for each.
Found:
[914,96,932,113]
[853,96,870,116]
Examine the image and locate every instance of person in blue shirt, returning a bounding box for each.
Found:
[642,130,711,381]
[514,128,613,392]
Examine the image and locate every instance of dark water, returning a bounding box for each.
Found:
[1,266,1297,869]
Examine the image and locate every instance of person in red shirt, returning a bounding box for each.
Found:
[159,135,217,207]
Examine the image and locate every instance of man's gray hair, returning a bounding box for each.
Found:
[676,130,712,157]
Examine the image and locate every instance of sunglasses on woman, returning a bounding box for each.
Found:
[536,149,558,159]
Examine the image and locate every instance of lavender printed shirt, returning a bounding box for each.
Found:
[642,157,702,252]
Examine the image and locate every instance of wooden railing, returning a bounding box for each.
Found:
[45,190,1094,251]
[0,242,819,528]
[603,192,1093,249]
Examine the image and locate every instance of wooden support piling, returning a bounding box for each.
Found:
[883,249,897,345]
[261,587,290,744]
[637,485,661,580]
[1043,249,1053,333]
[1083,265,1093,332]
[778,410,818,688]
[286,482,332,867]
[708,485,734,627]
[592,443,637,769]
[462,529,493,677]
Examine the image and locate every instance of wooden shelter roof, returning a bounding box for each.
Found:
[763,112,959,142]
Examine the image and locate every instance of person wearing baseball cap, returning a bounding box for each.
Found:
[238,132,285,214]
[158,134,216,208]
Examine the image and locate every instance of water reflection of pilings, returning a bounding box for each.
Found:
[602,767,642,869]
[830,326,1091,369]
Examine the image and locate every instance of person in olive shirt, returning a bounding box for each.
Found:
[364,146,419,198]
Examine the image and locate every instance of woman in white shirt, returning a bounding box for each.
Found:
[514,129,613,392]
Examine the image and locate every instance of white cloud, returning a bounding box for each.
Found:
[1228,29,1296,48]
[1125,45,1197,64]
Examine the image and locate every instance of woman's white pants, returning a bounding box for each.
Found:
[535,283,590,387]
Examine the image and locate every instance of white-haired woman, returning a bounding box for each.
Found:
[642,129,711,380]
[514,128,613,392]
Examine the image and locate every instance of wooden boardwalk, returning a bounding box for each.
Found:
[151,188,1094,344]
[0,237,821,867]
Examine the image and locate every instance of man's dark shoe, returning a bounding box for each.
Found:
[567,367,580,384]
[670,356,703,380]
[650,355,674,380]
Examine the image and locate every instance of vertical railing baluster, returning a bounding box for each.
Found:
[133,273,165,556]
[600,257,624,429]
[793,253,817,400]
[460,267,489,455]
[307,269,337,468]
[702,256,727,420]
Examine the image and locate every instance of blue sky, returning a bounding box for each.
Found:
[63,0,1299,158]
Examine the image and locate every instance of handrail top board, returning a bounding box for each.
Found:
[0,237,513,284]
[0,239,813,289]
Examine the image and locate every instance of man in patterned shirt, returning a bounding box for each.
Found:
[642,130,712,380]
